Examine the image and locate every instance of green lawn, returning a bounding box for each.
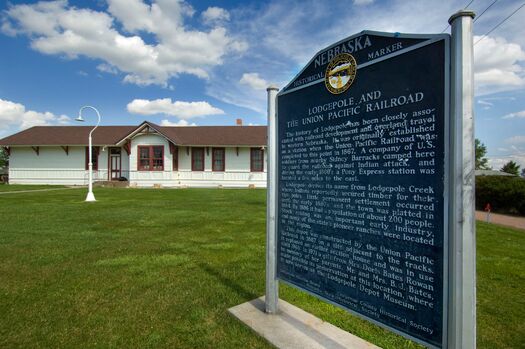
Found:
[476,222,525,349]
[0,188,523,348]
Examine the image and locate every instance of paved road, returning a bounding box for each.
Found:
[475,210,525,231]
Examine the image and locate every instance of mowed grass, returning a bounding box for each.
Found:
[0,188,523,348]
[476,222,525,349]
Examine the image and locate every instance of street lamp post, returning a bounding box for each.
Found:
[76,106,101,202]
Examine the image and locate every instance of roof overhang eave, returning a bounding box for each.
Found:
[176,144,267,147]
[0,143,115,147]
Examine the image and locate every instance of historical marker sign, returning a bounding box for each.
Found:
[276,31,450,348]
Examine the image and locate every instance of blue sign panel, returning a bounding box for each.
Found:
[277,32,449,348]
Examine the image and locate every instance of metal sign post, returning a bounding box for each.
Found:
[448,10,476,349]
[266,85,280,314]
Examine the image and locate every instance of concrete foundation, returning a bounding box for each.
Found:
[228,297,380,349]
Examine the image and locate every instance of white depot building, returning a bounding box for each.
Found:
[0,121,268,188]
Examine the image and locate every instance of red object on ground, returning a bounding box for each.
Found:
[484,203,491,212]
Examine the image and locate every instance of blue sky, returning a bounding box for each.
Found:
[0,0,524,169]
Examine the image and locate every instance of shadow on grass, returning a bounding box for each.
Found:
[197,262,258,301]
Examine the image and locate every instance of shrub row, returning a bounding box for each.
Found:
[476,176,525,216]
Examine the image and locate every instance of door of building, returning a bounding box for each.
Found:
[109,148,121,180]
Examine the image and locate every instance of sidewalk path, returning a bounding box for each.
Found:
[0,187,82,195]
[476,210,525,231]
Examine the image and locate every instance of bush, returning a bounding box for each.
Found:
[476,176,525,215]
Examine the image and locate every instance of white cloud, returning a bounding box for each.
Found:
[202,7,230,26]
[160,119,196,126]
[2,0,246,87]
[502,110,525,119]
[354,0,374,5]
[240,73,269,90]
[474,36,525,95]
[477,100,493,109]
[480,96,516,102]
[127,98,225,119]
[97,63,118,75]
[506,135,525,144]
[489,153,525,171]
[477,96,517,110]
[107,0,194,33]
[0,99,70,131]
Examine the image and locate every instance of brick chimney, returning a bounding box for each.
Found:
[236,118,243,126]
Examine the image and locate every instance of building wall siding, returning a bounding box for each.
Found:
[7,137,267,188]
[128,134,267,188]
[9,146,109,185]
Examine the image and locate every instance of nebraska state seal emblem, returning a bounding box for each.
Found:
[325,53,357,94]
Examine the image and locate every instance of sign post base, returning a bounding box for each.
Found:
[228,297,379,349]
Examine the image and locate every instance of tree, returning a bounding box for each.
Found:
[0,147,7,168]
[475,138,490,170]
[500,160,520,176]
